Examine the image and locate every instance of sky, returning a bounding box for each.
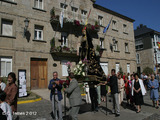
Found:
[95,0,160,32]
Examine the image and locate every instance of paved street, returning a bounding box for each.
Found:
[16,89,160,120]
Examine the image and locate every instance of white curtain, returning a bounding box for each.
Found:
[2,20,13,36]
[100,63,108,75]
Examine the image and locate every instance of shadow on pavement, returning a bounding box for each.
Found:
[79,103,91,114]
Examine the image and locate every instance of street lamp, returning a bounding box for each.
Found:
[24,18,29,38]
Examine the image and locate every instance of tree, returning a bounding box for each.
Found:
[143,67,154,75]
[119,67,123,76]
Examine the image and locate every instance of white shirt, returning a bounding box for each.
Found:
[131,79,146,96]
[0,102,12,120]
[0,82,6,91]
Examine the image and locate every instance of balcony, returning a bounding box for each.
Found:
[50,7,100,34]
[50,45,79,61]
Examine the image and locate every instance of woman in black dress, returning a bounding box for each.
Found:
[133,74,144,113]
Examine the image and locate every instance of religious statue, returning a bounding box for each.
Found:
[79,25,105,79]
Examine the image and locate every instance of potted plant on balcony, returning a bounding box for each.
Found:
[96,45,103,57]
[50,7,55,18]
[62,46,70,52]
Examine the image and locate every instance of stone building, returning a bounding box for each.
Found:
[135,24,160,74]
[0,0,136,90]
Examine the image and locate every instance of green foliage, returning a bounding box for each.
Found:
[119,67,123,76]
[95,21,98,26]
[50,37,55,48]
[50,7,55,17]
[1,77,7,84]
[96,45,100,52]
[143,67,154,75]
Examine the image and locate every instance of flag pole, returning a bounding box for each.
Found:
[103,17,113,38]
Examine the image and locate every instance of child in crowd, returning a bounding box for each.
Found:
[0,91,12,120]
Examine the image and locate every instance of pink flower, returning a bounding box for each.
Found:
[66,61,72,67]
[83,58,88,63]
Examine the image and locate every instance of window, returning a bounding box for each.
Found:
[71,7,78,12]
[136,53,140,64]
[34,0,43,9]
[123,24,127,33]
[0,58,12,77]
[61,32,68,47]
[116,63,119,74]
[100,38,104,49]
[81,10,87,24]
[112,20,117,30]
[100,63,108,75]
[127,64,130,73]
[1,19,13,36]
[114,41,118,51]
[60,3,67,9]
[60,3,68,18]
[34,25,43,40]
[98,16,103,26]
[71,7,78,20]
[61,61,68,76]
[125,43,129,52]
[135,38,143,50]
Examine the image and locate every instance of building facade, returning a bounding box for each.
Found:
[0,0,136,90]
[135,24,160,74]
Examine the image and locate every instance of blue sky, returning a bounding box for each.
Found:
[95,0,160,32]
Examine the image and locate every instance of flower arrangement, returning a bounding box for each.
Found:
[65,61,72,68]
[74,58,89,77]
[62,46,70,52]
[74,61,86,77]
[83,57,88,64]
[51,45,77,53]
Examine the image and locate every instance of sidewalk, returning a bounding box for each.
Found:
[30,89,160,120]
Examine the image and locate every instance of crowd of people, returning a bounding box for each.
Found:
[83,70,160,117]
[0,70,159,120]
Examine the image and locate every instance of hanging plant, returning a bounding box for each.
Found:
[50,37,55,48]
[50,7,55,17]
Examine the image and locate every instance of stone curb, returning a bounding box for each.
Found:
[17,97,42,104]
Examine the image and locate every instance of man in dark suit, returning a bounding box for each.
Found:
[107,69,120,117]
[48,71,63,120]
[64,72,82,120]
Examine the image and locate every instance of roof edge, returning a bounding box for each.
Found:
[93,4,135,22]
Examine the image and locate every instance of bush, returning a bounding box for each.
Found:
[119,67,123,76]
[0,77,8,84]
[143,67,154,75]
